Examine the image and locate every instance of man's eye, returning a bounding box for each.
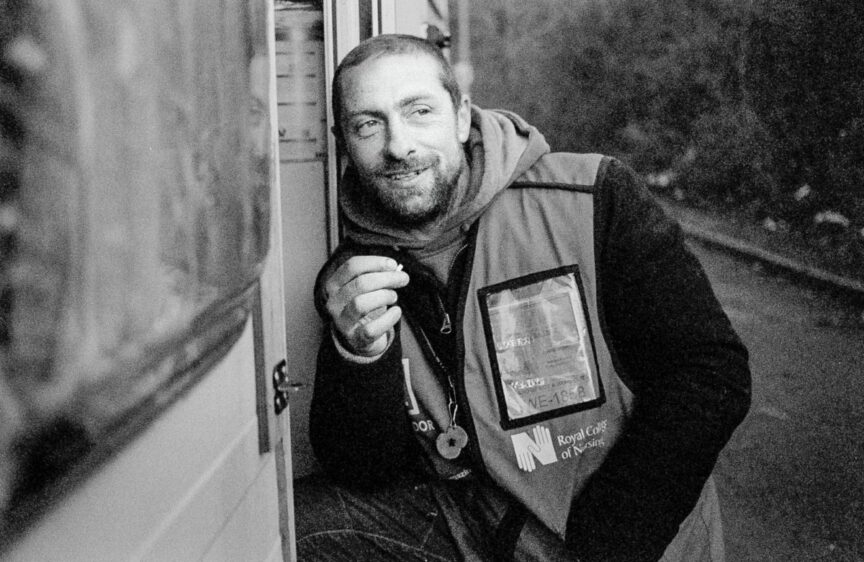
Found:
[412,107,432,117]
[355,120,380,136]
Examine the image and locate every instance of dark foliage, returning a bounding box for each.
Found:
[746,0,864,210]
[470,0,864,242]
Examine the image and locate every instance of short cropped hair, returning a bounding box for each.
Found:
[331,34,462,136]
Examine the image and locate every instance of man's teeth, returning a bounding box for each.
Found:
[389,170,421,180]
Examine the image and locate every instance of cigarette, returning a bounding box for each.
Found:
[395,263,404,271]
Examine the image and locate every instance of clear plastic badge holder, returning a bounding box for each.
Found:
[479,267,603,428]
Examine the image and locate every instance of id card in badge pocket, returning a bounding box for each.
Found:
[478,266,604,430]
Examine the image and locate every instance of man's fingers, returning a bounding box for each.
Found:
[359,305,402,338]
[331,288,401,355]
[325,256,400,299]
[349,305,402,355]
[334,288,398,326]
[324,260,407,320]
[344,271,405,301]
[357,305,388,326]
[326,274,407,325]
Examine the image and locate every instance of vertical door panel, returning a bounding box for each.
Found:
[274,5,332,480]
[4,325,277,562]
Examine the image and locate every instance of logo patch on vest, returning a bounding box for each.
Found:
[511,425,558,472]
[511,420,611,471]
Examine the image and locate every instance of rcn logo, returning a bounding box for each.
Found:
[511,425,558,472]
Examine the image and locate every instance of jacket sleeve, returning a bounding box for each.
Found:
[308,252,425,488]
[564,158,752,560]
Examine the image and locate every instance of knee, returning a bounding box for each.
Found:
[293,474,352,539]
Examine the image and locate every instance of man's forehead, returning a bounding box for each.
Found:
[351,51,438,72]
[340,53,445,99]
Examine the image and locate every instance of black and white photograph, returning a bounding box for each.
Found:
[1,1,862,560]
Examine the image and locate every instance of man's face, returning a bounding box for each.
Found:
[338,53,471,227]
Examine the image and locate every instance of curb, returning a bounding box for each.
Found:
[674,216,864,297]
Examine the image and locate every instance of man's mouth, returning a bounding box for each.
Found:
[383,167,427,181]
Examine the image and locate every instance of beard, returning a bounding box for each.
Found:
[356,152,466,228]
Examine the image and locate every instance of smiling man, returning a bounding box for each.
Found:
[295,34,751,562]
[336,49,470,228]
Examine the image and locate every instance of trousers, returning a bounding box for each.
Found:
[294,473,724,562]
[294,473,578,561]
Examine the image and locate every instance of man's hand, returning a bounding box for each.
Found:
[323,256,409,357]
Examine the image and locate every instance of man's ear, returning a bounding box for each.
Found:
[456,94,471,143]
[331,124,345,153]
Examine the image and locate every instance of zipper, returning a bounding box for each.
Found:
[437,295,452,334]
[451,223,479,464]
[438,242,468,335]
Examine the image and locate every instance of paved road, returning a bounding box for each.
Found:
[689,240,864,562]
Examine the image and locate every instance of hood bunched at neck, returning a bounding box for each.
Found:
[339,106,551,250]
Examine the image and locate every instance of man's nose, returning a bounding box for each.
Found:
[384,120,415,160]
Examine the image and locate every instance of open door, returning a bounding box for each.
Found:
[0,1,293,560]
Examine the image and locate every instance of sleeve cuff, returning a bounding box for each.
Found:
[331,327,394,364]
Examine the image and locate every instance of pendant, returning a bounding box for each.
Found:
[436,425,468,459]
